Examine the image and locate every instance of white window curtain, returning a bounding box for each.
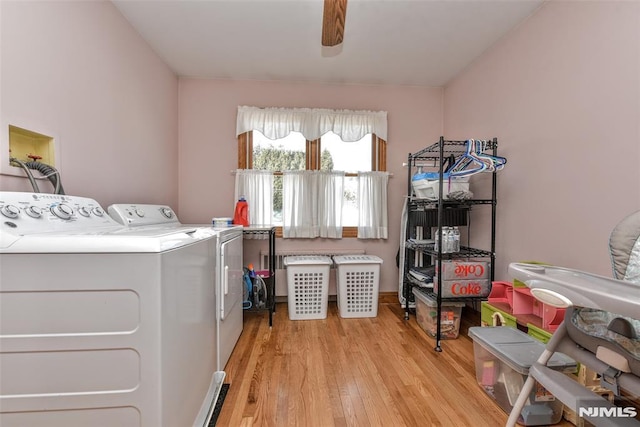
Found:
[317,171,344,238]
[357,172,389,239]
[236,106,387,142]
[282,171,318,238]
[234,169,273,226]
[282,171,345,239]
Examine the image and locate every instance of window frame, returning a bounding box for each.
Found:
[238,131,387,238]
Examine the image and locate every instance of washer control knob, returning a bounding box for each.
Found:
[78,207,90,217]
[25,206,43,218]
[135,208,145,218]
[92,207,105,217]
[51,203,74,220]
[161,208,173,219]
[1,204,20,219]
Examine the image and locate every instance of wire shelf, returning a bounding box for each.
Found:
[403,136,499,351]
[404,243,492,259]
[408,198,494,209]
[409,139,498,161]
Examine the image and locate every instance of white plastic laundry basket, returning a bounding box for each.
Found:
[333,255,383,318]
[284,255,332,320]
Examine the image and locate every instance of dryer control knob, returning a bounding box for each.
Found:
[92,207,105,217]
[25,206,43,218]
[78,207,90,217]
[1,204,20,219]
[135,208,145,217]
[51,203,74,220]
[161,208,173,219]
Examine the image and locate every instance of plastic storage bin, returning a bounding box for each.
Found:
[412,287,465,339]
[411,172,470,200]
[468,326,576,426]
[333,255,383,318]
[283,255,332,320]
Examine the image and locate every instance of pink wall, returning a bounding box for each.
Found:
[444,1,640,278]
[0,1,179,209]
[7,0,636,292]
[178,79,443,293]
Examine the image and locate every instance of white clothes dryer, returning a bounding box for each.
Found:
[213,225,243,371]
[108,203,244,371]
[0,192,223,427]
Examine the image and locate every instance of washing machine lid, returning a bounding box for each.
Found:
[0,193,219,253]
[1,225,217,253]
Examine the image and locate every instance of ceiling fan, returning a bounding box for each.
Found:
[322,0,348,47]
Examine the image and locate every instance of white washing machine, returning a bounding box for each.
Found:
[108,203,244,371]
[0,192,224,427]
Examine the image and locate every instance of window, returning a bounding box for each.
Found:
[235,106,388,239]
[238,130,386,237]
[320,131,374,228]
[251,131,305,226]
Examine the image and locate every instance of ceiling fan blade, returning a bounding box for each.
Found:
[322,0,347,47]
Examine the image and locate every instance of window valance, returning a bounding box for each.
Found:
[236,106,388,142]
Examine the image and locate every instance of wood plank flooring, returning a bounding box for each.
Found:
[217,300,568,426]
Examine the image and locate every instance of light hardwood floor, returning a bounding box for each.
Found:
[216,299,568,426]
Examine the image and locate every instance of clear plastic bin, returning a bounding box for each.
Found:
[283,255,332,320]
[411,173,470,200]
[468,326,576,426]
[412,287,465,339]
[334,255,383,318]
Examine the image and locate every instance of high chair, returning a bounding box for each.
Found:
[506,211,640,427]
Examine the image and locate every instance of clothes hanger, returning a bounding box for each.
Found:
[449,139,486,177]
[469,139,495,172]
[443,154,457,173]
[474,139,507,171]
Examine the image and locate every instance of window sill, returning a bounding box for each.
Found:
[273,226,358,239]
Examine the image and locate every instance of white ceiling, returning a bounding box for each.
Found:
[112,0,544,87]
